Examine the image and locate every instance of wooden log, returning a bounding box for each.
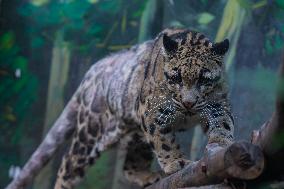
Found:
[146,141,264,189]
[178,183,233,189]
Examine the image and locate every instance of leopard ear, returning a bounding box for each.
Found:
[163,34,178,54]
[212,39,229,56]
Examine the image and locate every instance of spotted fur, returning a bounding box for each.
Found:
[17,28,234,189]
[54,28,235,188]
[138,28,233,175]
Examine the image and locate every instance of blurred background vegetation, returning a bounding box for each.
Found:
[0,0,284,188]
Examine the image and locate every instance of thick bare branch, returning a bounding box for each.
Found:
[146,141,264,189]
[178,183,233,189]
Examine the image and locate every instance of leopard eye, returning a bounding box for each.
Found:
[198,76,220,90]
[164,70,182,84]
[199,77,212,86]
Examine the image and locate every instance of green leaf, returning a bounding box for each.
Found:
[88,25,103,36]
[201,0,208,5]
[274,35,284,50]
[30,0,49,7]
[60,1,91,21]
[31,36,45,49]
[65,19,84,31]
[11,75,29,94]
[169,20,184,28]
[12,56,27,71]
[265,38,274,54]
[197,12,215,25]
[236,0,252,9]
[0,32,15,50]
[87,0,99,3]
[265,34,284,54]
[274,5,284,20]
[276,0,284,9]
[131,0,148,18]
[98,1,121,15]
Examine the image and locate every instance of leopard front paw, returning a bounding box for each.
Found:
[163,159,191,175]
[142,172,162,188]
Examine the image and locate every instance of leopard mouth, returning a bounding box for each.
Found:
[172,97,206,115]
[194,102,207,110]
[183,102,207,116]
[182,100,206,111]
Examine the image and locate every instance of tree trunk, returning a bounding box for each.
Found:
[179,183,233,189]
[189,125,206,161]
[138,0,164,42]
[33,30,70,189]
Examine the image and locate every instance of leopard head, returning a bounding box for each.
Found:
[161,29,229,113]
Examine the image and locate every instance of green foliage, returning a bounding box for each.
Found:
[235,0,252,9]
[230,0,284,55]
[265,33,284,54]
[0,31,38,187]
[275,0,284,9]
[263,2,284,54]
[201,0,208,5]
[0,31,38,144]
[98,0,122,14]
[197,12,215,25]
[30,0,49,6]
[0,1,147,187]
[17,0,147,55]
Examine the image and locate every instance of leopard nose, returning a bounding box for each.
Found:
[183,101,195,109]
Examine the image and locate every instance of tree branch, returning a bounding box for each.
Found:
[178,183,233,189]
[146,141,264,189]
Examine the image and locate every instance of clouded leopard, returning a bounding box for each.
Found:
[7,28,234,189]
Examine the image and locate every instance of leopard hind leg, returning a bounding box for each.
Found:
[123,131,162,188]
[54,126,100,189]
[55,110,105,189]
